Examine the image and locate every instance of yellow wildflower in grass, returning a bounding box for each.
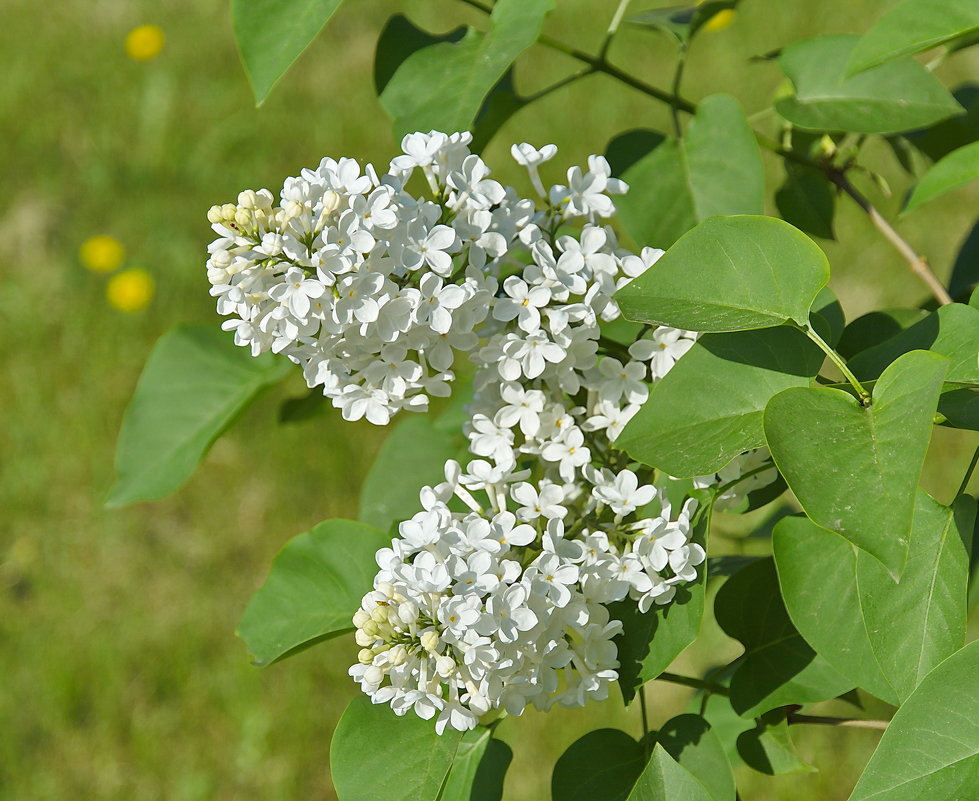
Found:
[702,8,736,32]
[79,235,125,273]
[125,24,166,62]
[107,269,155,313]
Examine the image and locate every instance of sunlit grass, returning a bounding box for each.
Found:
[1,0,977,799]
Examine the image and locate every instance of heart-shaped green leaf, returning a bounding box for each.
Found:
[847,641,979,801]
[107,325,289,507]
[628,744,716,801]
[615,216,830,332]
[764,349,949,576]
[232,0,345,105]
[440,727,512,801]
[331,697,463,801]
[848,303,979,386]
[904,140,979,213]
[612,95,763,249]
[237,519,389,666]
[776,35,963,134]
[657,715,736,801]
[773,492,974,705]
[715,558,853,717]
[736,709,814,775]
[552,729,647,801]
[377,0,553,139]
[847,0,979,75]
[616,326,824,477]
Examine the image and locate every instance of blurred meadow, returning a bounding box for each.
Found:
[1,0,977,799]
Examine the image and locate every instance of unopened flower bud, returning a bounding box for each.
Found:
[352,609,370,628]
[207,205,224,224]
[435,655,456,677]
[358,648,375,665]
[420,630,440,652]
[388,645,407,666]
[221,204,236,220]
[370,606,389,624]
[355,630,374,647]
[377,582,395,598]
[237,189,258,209]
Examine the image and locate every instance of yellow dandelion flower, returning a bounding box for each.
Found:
[107,268,155,313]
[125,24,166,62]
[80,235,125,273]
[702,9,736,32]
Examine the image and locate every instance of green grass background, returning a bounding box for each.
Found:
[1,0,977,799]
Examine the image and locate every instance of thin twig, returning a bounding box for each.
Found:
[787,713,889,732]
[670,45,688,138]
[458,0,951,306]
[956,445,979,498]
[599,0,633,61]
[826,169,953,306]
[639,686,651,758]
[523,66,596,104]
[657,671,731,696]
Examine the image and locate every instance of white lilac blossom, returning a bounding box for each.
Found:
[208,132,774,733]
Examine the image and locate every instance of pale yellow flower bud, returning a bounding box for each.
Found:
[420,630,440,652]
[358,648,376,665]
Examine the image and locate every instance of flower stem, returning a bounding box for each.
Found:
[802,324,871,405]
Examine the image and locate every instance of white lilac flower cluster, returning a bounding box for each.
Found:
[208,132,772,733]
[205,131,647,424]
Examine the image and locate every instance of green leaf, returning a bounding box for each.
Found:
[616,326,823,477]
[615,215,830,332]
[847,641,979,801]
[107,325,289,507]
[359,415,466,535]
[939,388,979,431]
[736,709,814,775]
[441,728,512,801]
[610,512,709,704]
[657,715,736,801]
[236,519,389,666]
[811,286,846,348]
[278,388,327,423]
[847,0,979,75]
[378,0,553,139]
[905,140,979,212]
[606,129,667,177]
[774,163,836,240]
[836,308,929,360]
[848,303,979,386]
[331,696,463,801]
[552,729,647,801]
[231,0,345,105]
[773,492,974,705]
[907,84,979,163]
[626,1,740,45]
[776,35,963,134]
[714,558,852,717]
[614,95,763,249]
[764,349,949,576]
[949,220,979,300]
[628,744,715,801]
